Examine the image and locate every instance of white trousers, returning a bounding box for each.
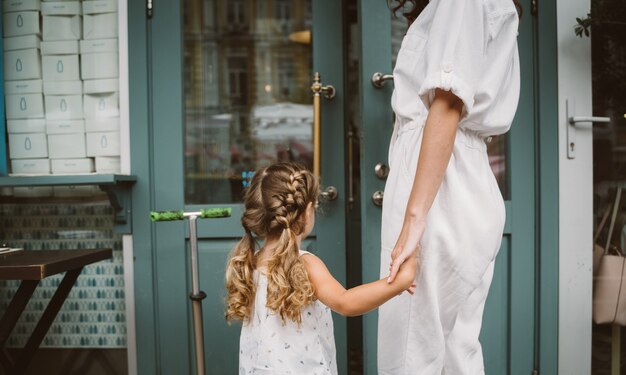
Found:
[378,119,506,375]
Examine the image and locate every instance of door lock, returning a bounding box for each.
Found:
[374,163,389,179]
[372,191,384,207]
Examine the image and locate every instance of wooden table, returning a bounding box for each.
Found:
[0,249,112,374]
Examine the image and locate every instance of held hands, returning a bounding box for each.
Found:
[394,248,419,295]
[388,216,425,284]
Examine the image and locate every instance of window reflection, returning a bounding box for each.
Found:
[184,0,312,204]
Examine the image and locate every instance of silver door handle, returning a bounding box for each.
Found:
[372,191,384,207]
[371,72,393,88]
[566,99,611,159]
[569,116,610,127]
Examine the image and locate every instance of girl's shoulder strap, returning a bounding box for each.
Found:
[298,249,312,257]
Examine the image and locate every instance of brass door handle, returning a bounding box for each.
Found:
[311,72,338,203]
[311,72,335,178]
[371,72,393,88]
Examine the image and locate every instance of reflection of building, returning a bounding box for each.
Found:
[183,0,312,183]
[252,103,312,167]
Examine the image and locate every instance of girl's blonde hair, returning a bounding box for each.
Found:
[225,162,319,324]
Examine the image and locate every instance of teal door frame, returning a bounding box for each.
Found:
[536,0,559,373]
[356,0,560,373]
[128,0,348,373]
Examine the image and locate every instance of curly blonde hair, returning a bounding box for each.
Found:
[225,163,319,324]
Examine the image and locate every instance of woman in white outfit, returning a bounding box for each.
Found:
[379,0,521,373]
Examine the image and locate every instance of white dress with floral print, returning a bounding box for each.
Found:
[239,251,337,375]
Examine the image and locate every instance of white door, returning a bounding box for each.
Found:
[557,0,626,374]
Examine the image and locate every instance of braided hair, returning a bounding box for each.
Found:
[225,163,319,324]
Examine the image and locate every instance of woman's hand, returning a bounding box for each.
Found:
[394,245,420,294]
[388,215,425,283]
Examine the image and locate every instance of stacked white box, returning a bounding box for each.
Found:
[48,132,86,158]
[41,40,79,81]
[3,0,124,178]
[82,1,117,40]
[41,2,81,41]
[82,58,120,161]
[51,158,94,173]
[3,2,47,174]
[80,39,118,80]
[95,156,120,173]
[11,158,50,174]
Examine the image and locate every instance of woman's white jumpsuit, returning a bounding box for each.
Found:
[378,0,520,374]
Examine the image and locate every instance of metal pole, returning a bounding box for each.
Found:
[188,216,206,375]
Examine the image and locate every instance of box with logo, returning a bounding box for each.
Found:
[47,132,86,158]
[3,11,40,37]
[7,119,46,133]
[3,48,41,81]
[80,39,118,79]
[11,158,50,174]
[51,158,94,174]
[84,92,118,118]
[3,0,41,12]
[46,119,85,134]
[8,133,48,159]
[42,55,80,81]
[86,131,119,157]
[95,156,120,173]
[44,94,83,120]
[83,1,118,40]
[5,94,45,119]
[41,2,81,41]
[5,79,42,94]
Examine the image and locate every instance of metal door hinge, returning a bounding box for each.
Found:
[531,0,538,16]
[147,0,153,18]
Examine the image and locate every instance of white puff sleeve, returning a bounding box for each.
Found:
[417,0,487,115]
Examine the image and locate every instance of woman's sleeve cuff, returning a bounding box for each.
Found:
[418,69,475,116]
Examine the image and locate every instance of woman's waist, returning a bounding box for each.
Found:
[394,116,492,152]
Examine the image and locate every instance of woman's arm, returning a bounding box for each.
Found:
[301,252,417,317]
[387,88,463,282]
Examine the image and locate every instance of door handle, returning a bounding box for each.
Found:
[371,72,393,88]
[566,99,611,159]
[372,191,384,207]
[311,72,338,202]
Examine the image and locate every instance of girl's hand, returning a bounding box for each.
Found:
[395,249,419,294]
[388,216,425,283]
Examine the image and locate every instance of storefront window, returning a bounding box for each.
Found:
[183,0,313,204]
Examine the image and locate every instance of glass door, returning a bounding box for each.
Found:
[139,0,348,373]
[589,1,626,374]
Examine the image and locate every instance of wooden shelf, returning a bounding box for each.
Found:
[0,174,137,234]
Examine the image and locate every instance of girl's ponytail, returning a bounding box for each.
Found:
[225,230,256,322]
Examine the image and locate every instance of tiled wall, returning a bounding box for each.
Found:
[0,197,126,348]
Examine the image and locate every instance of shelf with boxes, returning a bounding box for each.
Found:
[1,0,133,233]
[2,0,126,178]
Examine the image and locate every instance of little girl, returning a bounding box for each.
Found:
[225,162,417,374]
